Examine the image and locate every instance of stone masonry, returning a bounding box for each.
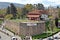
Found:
[5,20,45,36]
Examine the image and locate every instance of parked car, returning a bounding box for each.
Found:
[11,37,17,40]
[48,37,53,40]
[54,36,60,39]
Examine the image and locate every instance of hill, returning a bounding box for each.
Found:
[0,2,24,9]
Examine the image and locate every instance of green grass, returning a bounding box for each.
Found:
[10,19,40,23]
[32,27,60,39]
[11,19,29,22]
[32,33,51,39]
[0,19,3,24]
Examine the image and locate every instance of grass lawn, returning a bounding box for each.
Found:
[0,19,3,24]
[32,33,51,39]
[10,19,40,23]
[32,27,60,39]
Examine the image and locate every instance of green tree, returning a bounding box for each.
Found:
[6,3,17,19]
[37,3,44,10]
[21,7,28,19]
[15,8,22,19]
[45,21,50,31]
[6,6,10,14]
[55,17,58,27]
[10,3,17,19]
[24,4,33,12]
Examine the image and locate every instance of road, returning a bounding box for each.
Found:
[0,31,11,40]
[0,24,22,40]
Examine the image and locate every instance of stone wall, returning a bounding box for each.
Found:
[5,20,20,34]
[5,20,45,36]
[19,22,45,36]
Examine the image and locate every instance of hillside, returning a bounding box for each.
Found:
[0,2,24,9]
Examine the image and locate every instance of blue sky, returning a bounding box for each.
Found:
[0,0,60,7]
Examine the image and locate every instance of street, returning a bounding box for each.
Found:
[0,31,11,40]
[0,24,22,40]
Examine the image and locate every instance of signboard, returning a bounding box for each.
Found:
[27,23,37,26]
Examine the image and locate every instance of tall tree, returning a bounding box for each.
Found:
[6,6,10,14]
[37,3,44,10]
[10,3,17,19]
[6,3,17,19]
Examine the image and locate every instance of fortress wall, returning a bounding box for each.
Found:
[5,20,45,36]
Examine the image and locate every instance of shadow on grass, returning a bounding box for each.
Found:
[32,30,60,39]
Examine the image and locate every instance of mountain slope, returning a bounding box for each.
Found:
[0,2,24,9]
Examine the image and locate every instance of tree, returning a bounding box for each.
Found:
[21,7,28,19]
[6,3,17,19]
[36,3,44,10]
[57,6,59,9]
[10,3,17,19]
[16,8,22,19]
[45,20,50,31]
[6,6,10,14]
[55,17,58,27]
[24,4,33,12]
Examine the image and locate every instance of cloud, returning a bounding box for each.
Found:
[48,0,60,5]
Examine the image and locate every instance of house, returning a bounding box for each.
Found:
[40,14,49,21]
[27,9,48,21]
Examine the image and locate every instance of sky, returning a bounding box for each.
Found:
[0,0,60,7]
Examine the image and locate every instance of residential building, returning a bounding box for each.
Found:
[27,9,48,21]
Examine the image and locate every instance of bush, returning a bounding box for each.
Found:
[5,14,13,20]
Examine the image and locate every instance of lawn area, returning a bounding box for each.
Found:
[32,33,51,39]
[0,19,3,24]
[10,19,40,23]
[11,19,30,22]
[32,27,60,39]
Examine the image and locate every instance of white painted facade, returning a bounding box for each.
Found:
[41,14,49,20]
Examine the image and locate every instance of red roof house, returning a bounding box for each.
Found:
[27,10,48,20]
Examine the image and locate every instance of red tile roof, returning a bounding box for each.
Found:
[27,15,40,17]
[27,9,48,18]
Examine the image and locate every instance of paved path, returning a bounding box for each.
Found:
[0,31,11,40]
[0,25,21,40]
